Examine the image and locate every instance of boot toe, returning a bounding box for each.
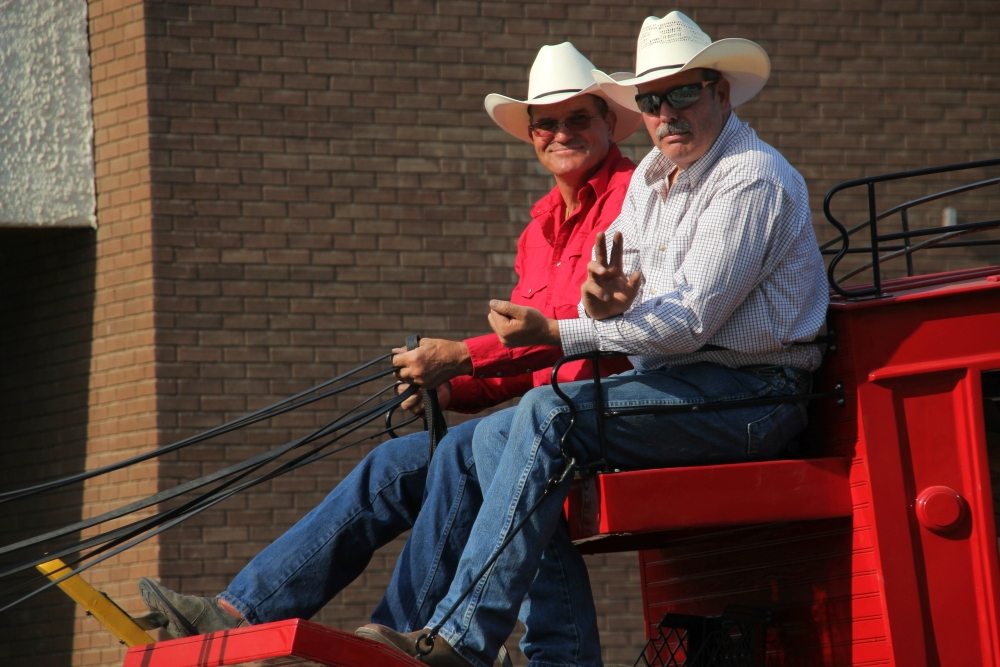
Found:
[138,577,240,638]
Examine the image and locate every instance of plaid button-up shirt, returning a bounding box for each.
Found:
[559,113,829,372]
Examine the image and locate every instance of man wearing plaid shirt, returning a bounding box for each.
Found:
[363,11,829,667]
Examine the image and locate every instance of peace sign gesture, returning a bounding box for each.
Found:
[581,231,643,320]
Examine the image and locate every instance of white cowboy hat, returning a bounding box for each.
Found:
[484,42,643,144]
[594,11,770,112]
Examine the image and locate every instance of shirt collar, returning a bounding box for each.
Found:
[642,113,741,189]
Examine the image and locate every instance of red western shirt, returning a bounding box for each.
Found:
[449,145,635,413]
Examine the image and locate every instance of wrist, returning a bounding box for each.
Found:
[547,318,561,346]
[453,341,473,375]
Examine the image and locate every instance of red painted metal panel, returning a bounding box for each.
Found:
[859,369,1000,666]
[626,269,1000,666]
[122,618,421,667]
[840,272,1000,666]
[842,274,1000,666]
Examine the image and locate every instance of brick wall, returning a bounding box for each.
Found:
[0,1,996,665]
[83,2,160,664]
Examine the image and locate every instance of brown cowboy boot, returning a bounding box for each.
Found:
[355,623,472,667]
[138,577,245,638]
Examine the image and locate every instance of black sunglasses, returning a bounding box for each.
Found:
[528,113,602,138]
[634,79,718,115]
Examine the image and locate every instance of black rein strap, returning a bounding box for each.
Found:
[405,334,448,458]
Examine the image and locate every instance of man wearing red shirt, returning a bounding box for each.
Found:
[138,43,639,662]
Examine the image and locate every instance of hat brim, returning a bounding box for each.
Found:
[598,38,771,111]
[485,78,644,144]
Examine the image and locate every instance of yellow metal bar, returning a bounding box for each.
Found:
[36,558,155,646]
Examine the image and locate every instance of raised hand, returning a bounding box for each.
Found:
[581,231,642,320]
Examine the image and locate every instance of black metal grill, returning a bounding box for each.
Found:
[633,606,770,667]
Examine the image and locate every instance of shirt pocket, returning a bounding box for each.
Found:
[511,280,548,306]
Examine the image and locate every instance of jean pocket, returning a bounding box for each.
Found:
[746,400,809,459]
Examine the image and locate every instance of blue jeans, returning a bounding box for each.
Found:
[428,363,810,667]
[474,433,602,667]
[371,419,482,630]
[220,418,482,628]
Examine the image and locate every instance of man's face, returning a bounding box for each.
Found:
[636,70,730,169]
[528,96,616,182]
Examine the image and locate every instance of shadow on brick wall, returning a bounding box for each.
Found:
[0,228,96,666]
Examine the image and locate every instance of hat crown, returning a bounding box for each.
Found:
[525,42,597,102]
[635,11,711,79]
[595,11,770,111]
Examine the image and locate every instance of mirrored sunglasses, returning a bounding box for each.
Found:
[634,80,717,115]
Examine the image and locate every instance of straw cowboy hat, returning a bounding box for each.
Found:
[484,42,643,143]
[595,11,771,111]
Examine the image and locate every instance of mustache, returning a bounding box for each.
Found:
[656,121,691,139]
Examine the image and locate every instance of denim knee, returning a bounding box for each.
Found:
[471,407,516,490]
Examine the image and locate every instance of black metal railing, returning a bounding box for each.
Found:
[821,158,1000,299]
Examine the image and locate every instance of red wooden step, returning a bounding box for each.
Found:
[123,618,421,667]
[567,456,852,546]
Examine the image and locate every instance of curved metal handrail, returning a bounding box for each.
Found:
[822,158,1000,299]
